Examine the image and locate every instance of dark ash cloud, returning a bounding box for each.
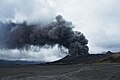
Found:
[0,15,89,56]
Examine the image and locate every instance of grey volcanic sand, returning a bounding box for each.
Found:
[0,64,120,80]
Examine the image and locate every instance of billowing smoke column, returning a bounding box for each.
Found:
[0,15,89,56]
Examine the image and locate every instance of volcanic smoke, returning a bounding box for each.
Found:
[0,15,89,57]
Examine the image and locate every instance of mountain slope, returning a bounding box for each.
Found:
[52,52,120,64]
[96,52,120,63]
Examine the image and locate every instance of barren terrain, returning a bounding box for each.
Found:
[0,63,120,80]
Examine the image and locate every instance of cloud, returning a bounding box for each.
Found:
[0,45,67,62]
[58,0,120,53]
[0,0,62,23]
[0,0,67,61]
[0,0,120,56]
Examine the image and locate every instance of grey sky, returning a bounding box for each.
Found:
[0,0,120,54]
[59,0,120,53]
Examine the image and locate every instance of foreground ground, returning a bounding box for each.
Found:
[0,63,120,80]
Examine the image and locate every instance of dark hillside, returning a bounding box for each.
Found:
[52,52,120,64]
[97,52,120,63]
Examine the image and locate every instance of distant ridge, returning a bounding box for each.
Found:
[51,52,120,64]
[0,60,43,66]
[96,52,120,63]
[52,54,108,64]
[0,52,120,66]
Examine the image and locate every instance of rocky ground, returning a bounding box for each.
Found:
[0,63,120,80]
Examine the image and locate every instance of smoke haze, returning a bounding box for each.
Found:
[0,0,66,61]
[0,0,120,61]
[0,15,89,61]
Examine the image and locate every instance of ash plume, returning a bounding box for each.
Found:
[0,15,89,56]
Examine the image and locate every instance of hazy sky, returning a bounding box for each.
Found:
[0,0,120,54]
[59,0,120,53]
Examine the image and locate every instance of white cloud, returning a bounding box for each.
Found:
[0,45,67,62]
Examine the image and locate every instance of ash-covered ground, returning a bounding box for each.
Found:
[0,52,120,80]
[0,63,120,80]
